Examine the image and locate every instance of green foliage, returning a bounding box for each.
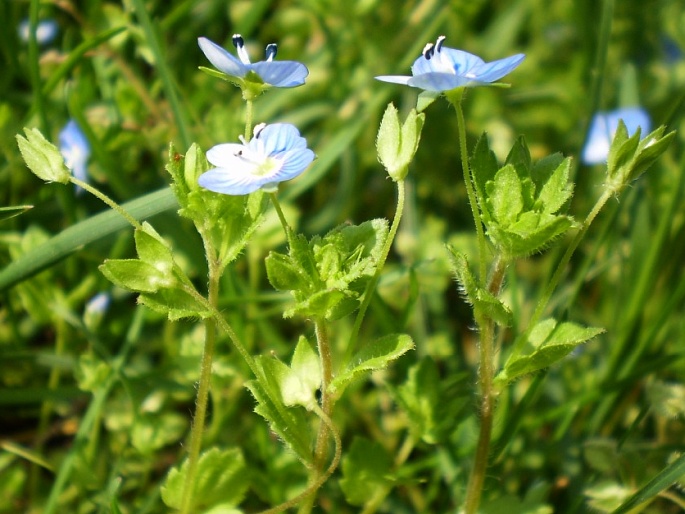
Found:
[161,448,249,511]
[392,357,470,444]
[339,437,394,506]
[266,219,389,320]
[495,319,604,387]
[100,223,209,320]
[472,135,576,258]
[244,355,314,464]
[376,103,425,181]
[329,333,414,400]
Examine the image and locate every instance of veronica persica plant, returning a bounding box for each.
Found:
[18,18,58,45]
[198,34,308,99]
[375,35,524,92]
[582,107,651,164]
[198,122,315,195]
[59,120,91,184]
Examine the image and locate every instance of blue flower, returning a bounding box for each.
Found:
[376,36,525,92]
[582,107,651,165]
[18,19,58,46]
[198,35,308,93]
[59,120,91,186]
[199,123,315,195]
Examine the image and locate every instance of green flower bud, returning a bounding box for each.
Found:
[376,103,425,181]
[16,128,71,184]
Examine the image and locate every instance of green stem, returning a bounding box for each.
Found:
[269,192,293,244]
[179,260,221,514]
[70,177,142,231]
[245,99,254,141]
[298,318,334,514]
[462,256,507,514]
[344,178,406,366]
[449,89,488,285]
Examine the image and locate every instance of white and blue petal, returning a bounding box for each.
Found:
[206,143,246,168]
[198,37,247,78]
[469,54,526,83]
[199,166,265,195]
[251,60,309,87]
[408,72,473,92]
[374,75,413,86]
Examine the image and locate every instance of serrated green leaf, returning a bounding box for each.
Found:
[134,224,173,271]
[99,259,169,293]
[339,437,393,506]
[290,336,322,403]
[505,136,532,173]
[487,164,523,226]
[161,448,248,510]
[470,134,499,220]
[329,334,414,399]
[244,379,313,464]
[265,252,309,291]
[495,319,604,386]
[395,357,441,443]
[537,158,573,214]
[138,287,211,320]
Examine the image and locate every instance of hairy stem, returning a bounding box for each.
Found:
[179,259,221,514]
[462,256,507,514]
[344,178,406,366]
[449,89,488,285]
[298,319,334,514]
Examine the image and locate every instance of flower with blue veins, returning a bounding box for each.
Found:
[198,34,308,99]
[582,107,651,165]
[59,120,91,187]
[18,18,58,46]
[376,35,525,92]
[199,123,315,195]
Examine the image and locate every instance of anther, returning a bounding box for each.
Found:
[422,42,435,60]
[232,34,244,48]
[265,43,277,61]
[254,123,267,139]
[435,35,446,52]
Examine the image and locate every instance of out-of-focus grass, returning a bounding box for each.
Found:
[1,0,685,512]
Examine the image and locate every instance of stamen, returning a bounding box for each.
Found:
[232,34,244,48]
[232,33,251,64]
[422,42,435,60]
[435,35,446,52]
[265,43,277,61]
[253,123,267,138]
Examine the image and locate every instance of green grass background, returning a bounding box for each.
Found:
[1,0,685,512]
